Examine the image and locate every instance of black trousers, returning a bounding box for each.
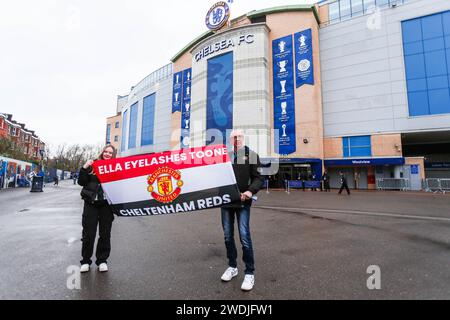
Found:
[81,201,114,266]
[339,183,351,195]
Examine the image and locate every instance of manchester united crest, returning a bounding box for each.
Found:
[147,167,183,203]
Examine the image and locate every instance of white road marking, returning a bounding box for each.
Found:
[256,206,450,222]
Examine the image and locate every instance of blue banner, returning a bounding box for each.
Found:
[273,35,296,155]
[206,52,233,146]
[172,71,183,113]
[180,68,192,149]
[294,29,314,87]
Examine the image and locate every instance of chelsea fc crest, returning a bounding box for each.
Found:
[147,167,184,204]
[205,2,230,31]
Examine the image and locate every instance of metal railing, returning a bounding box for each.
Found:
[376,178,410,191]
[424,179,450,194]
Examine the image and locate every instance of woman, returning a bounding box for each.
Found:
[78,144,117,273]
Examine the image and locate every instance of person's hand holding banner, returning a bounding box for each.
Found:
[92,145,241,217]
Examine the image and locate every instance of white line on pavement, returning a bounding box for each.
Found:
[256,206,450,222]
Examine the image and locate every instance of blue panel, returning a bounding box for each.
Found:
[444,12,450,35]
[402,19,423,43]
[128,102,138,149]
[425,50,447,77]
[180,68,192,149]
[343,137,350,158]
[121,110,128,152]
[445,35,450,48]
[404,41,423,56]
[421,14,444,40]
[294,28,314,87]
[141,94,155,146]
[408,91,429,116]
[350,147,371,157]
[407,78,427,92]
[171,72,183,113]
[428,88,450,114]
[423,37,445,52]
[273,35,296,155]
[447,51,450,74]
[350,135,371,147]
[427,76,449,90]
[404,54,426,79]
[325,158,405,166]
[206,53,233,146]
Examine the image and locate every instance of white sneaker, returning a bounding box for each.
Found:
[98,263,108,272]
[80,264,90,273]
[241,274,255,291]
[221,267,238,282]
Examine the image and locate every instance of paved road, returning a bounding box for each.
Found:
[1,181,450,300]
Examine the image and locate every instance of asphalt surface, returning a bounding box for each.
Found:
[1,181,450,300]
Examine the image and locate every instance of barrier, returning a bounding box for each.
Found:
[30,176,44,193]
[424,179,450,194]
[285,180,321,193]
[376,178,410,191]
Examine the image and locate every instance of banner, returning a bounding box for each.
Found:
[171,71,183,113]
[272,35,296,155]
[180,68,192,149]
[93,145,241,217]
[206,52,233,145]
[294,29,314,87]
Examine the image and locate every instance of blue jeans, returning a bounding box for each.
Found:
[221,205,255,275]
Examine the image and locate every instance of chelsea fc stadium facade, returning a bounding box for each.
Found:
[107,0,450,190]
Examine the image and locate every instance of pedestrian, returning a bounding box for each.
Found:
[53,175,59,186]
[78,144,117,273]
[309,172,317,191]
[338,171,351,195]
[73,172,77,185]
[300,171,307,191]
[322,170,331,192]
[220,130,263,291]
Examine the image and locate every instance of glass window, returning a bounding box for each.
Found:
[425,50,447,77]
[403,41,423,56]
[427,76,449,90]
[340,0,351,19]
[408,91,430,116]
[329,1,340,23]
[444,12,450,35]
[115,122,120,129]
[404,54,426,79]
[121,110,128,152]
[376,0,389,8]
[352,0,364,16]
[428,88,450,114]
[114,135,119,142]
[363,0,376,13]
[343,136,372,158]
[423,37,445,52]
[128,102,138,149]
[407,78,427,92]
[141,94,156,146]
[106,124,111,144]
[402,19,423,43]
[421,14,444,40]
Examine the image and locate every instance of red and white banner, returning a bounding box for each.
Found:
[92,145,240,217]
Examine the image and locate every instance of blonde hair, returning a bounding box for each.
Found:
[98,144,117,160]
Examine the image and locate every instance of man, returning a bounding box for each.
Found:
[220,130,263,291]
[322,170,331,192]
[338,171,350,195]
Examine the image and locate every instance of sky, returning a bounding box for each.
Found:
[0,0,317,150]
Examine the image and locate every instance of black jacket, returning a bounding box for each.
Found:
[224,146,264,207]
[78,166,107,204]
